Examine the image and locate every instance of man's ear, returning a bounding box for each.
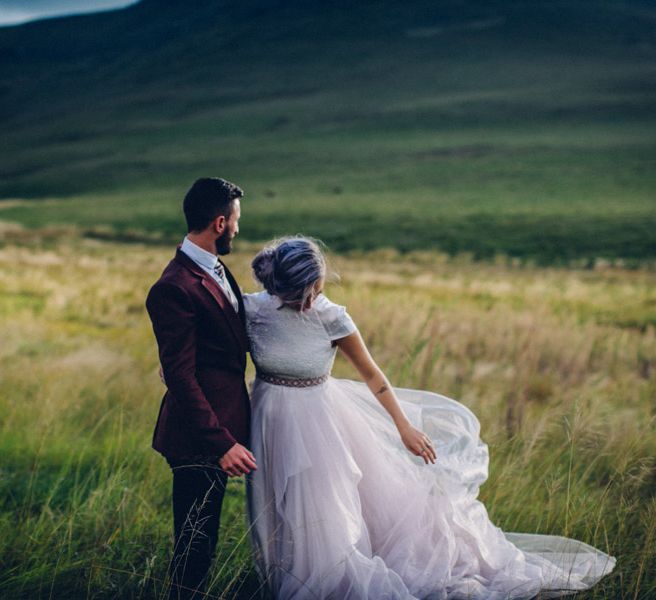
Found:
[213,214,226,234]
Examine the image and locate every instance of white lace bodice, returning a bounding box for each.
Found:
[243,291,357,378]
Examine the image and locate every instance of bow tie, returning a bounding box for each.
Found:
[213,261,226,284]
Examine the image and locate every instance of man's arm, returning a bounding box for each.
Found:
[146,281,237,458]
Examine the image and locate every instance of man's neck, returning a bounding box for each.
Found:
[186,233,217,256]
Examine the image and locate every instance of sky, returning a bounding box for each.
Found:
[0,0,137,26]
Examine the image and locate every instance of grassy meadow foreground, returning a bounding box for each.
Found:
[0,229,655,599]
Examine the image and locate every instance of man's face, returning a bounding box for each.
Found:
[215,199,241,255]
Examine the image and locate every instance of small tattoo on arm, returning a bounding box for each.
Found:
[376,385,389,396]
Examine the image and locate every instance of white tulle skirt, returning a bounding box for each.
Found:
[246,377,615,600]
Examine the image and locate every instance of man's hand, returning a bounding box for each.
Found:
[219,443,257,477]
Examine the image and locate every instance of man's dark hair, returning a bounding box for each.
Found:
[183,177,243,233]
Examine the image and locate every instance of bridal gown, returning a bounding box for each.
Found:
[243,291,615,600]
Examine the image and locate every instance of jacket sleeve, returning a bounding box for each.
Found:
[146,281,237,457]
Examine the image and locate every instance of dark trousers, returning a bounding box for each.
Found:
[166,456,228,600]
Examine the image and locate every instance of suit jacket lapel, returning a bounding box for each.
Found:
[218,258,246,321]
[174,249,249,353]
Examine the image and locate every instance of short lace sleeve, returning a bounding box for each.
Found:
[314,294,357,340]
[242,293,260,320]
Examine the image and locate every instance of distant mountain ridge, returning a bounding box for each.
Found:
[2,0,654,127]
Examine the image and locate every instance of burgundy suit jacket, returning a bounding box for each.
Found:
[145,248,251,459]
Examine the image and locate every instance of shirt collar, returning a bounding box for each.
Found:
[180,236,219,272]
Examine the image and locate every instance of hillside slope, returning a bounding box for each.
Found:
[1,0,655,261]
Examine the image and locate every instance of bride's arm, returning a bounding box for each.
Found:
[335,331,437,464]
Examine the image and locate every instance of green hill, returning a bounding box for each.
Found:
[1,0,655,262]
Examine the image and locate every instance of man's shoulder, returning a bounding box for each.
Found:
[146,257,196,304]
[154,251,200,283]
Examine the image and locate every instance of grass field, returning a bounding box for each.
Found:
[0,228,654,599]
[2,120,655,264]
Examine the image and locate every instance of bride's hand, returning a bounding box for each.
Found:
[399,424,437,464]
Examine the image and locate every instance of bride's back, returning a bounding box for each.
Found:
[244,290,356,379]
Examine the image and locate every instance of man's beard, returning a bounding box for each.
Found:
[215,230,233,255]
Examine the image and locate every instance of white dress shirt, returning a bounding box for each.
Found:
[180,236,239,312]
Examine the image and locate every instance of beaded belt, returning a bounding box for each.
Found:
[256,371,329,388]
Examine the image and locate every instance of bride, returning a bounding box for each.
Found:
[243,236,615,600]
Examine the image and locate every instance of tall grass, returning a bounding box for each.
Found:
[0,231,654,598]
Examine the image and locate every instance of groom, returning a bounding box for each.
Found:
[145,177,256,600]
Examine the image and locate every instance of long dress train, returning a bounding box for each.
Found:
[243,291,616,599]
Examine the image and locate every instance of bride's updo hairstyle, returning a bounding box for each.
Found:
[252,236,327,311]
